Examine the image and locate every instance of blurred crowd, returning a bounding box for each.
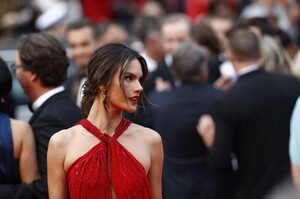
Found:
[1,0,300,199]
[0,0,299,46]
[1,0,300,76]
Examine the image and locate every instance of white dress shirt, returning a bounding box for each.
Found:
[32,86,64,111]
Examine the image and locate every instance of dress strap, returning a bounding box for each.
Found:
[113,118,131,139]
[77,118,131,142]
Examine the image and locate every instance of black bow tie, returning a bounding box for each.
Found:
[28,102,34,113]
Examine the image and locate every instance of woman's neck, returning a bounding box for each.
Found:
[87,97,123,136]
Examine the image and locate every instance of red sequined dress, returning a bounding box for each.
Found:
[67,118,152,199]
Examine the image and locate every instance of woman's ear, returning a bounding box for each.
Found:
[99,85,106,94]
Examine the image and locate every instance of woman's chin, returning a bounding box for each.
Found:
[125,107,137,114]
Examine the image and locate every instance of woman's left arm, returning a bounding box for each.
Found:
[147,130,163,199]
[47,131,68,199]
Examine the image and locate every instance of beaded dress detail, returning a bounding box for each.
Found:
[67,118,152,199]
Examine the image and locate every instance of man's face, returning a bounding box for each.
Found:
[14,53,33,100]
[210,18,233,51]
[161,21,192,55]
[67,26,97,72]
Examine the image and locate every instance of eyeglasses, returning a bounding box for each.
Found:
[10,63,23,74]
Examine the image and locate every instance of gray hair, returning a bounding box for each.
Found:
[171,41,208,83]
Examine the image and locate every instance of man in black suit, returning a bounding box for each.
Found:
[148,41,223,199]
[144,13,194,93]
[130,13,194,127]
[64,18,98,107]
[198,29,300,199]
[0,33,82,198]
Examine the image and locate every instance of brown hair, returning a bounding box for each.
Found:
[67,18,97,39]
[192,23,221,56]
[18,33,69,87]
[81,43,148,117]
[227,28,260,61]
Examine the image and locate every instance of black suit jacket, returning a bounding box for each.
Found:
[64,72,86,104]
[148,83,224,199]
[0,91,83,199]
[143,60,175,96]
[210,69,300,199]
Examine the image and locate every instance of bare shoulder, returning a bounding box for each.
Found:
[10,118,32,135]
[10,119,33,145]
[10,119,34,158]
[49,125,80,149]
[129,123,162,145]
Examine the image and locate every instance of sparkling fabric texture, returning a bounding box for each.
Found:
[67,118,152,199]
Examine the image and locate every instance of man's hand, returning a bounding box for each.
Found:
[155,77,171,92]
[196,114,216,148]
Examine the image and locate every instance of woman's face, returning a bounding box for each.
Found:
[106,58,144,113]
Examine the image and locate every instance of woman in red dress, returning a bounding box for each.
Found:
[47,43,163,199]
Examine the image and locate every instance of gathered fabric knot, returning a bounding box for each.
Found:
[99,133,110,146]
[67,117,153,199]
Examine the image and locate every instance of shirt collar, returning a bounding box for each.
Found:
[238,64,259,76]
[165,54,173,68]
[140,52,158,73]
[32,86,64,111]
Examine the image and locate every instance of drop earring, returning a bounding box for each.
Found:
[102,90,107,104]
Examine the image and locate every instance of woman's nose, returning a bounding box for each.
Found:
[135,81,143,94]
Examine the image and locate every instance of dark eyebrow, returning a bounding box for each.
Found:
[124,72,143,79]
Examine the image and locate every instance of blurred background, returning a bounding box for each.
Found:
[1,0,300,121]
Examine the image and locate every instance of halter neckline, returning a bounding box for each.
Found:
[78,117,131,142]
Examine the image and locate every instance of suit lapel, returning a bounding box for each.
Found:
[29,91,67,125]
